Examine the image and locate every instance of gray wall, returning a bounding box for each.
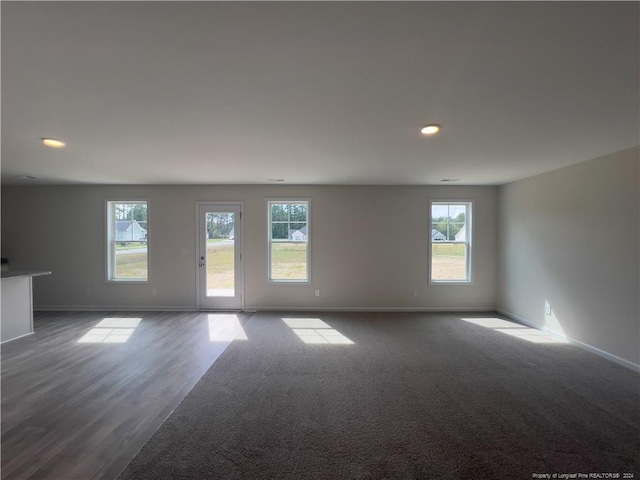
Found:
[497,147,639,366]
[1,185,498,310]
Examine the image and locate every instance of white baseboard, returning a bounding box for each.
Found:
[35,304,496,313]
[497,308,640,372]
[34,305,495,314]
[247,306,495,312]
[34,305,197,312]
[1,331,35,344]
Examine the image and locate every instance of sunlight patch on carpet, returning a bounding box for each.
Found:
[460,317,568,344]
[282,318,354,345]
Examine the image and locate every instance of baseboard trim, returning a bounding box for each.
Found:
[1,331,35,344]
[34,305,197,312]
[497,308,640,372]
[34,305,495,314]
[247,306,496,313]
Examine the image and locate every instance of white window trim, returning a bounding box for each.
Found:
[428,199,473,285]
[267,198,311,284]
[106,199,149,283]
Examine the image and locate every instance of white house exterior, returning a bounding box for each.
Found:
[432,229,446,241]
[116,220,147,241]
[290,225,308,241]
[455,225,466,242]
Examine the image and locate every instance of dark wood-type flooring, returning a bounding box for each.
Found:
[1,310,251,480]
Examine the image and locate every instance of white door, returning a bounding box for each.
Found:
[197,203,243,310]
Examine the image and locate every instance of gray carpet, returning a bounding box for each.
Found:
[118,312,640,480]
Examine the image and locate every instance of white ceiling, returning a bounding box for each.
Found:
[2,1,638,186]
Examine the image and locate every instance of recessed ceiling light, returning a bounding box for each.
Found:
[42,138,66,148]
[420,124,441,135]
[15,175,40,180]
[268,178,285,182]
[440,178,460,182]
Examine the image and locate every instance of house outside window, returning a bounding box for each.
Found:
[430,201,472,283]
[268,200,310,282]
[107,201,148,281]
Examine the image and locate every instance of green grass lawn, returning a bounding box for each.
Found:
[114,241,308,283]
[207,244,235,288]
[116,242,465,284]
[206,242,308,285]
[114,242,460,282]
[432,243,467,280]
[115,242,147,251]
[115,242,228,281]
[432,243,465,256]
[115,251,148,279]
[271,243,307,280]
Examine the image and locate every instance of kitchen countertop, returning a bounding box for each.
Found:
[1,271,52,279]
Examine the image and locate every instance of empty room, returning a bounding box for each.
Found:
[1,2,638,479]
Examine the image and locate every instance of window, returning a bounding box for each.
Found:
[107,201,148,281]
[429,201,472,283]
[268,200,310,282]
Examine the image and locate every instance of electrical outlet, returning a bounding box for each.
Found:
[413,289,419,297]
[315,290,320,297]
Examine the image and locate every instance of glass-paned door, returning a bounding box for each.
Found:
[198,203,243,310]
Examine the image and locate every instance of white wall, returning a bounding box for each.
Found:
[498,147,639,367]
[1,185,498,311]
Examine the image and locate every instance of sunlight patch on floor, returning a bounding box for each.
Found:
[78,318,142,344]
[208,314,247,341]
[282,318,354,345]
[460,317,568,344]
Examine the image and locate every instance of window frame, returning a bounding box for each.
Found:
[106,199,149,283]
[267,198,311,284]
[428,200,473,285]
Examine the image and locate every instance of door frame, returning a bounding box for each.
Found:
[195,201,245,311]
